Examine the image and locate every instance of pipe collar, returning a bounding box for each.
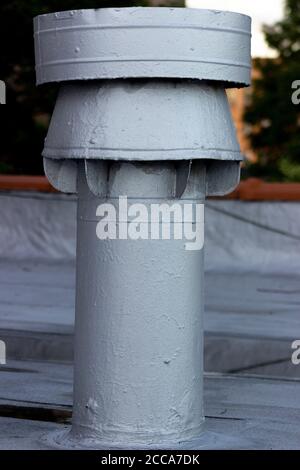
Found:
[34,7,251,86]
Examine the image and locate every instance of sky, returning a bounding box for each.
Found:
[186,0,285,57]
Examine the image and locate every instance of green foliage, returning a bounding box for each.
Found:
[244,0,300,181]
[279,157,300,181]
[0,0,183,175]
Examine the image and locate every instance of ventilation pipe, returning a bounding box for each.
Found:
[34,7,251,448]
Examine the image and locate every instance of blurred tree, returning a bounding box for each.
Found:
[0,0,184,174]
[244,0,300,181]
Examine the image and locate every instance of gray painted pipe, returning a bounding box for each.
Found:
[70,162,205,447]
[34,8,251,448]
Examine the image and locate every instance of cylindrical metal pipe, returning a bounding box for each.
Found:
[69,162,205,447]
[34,7,251,449]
